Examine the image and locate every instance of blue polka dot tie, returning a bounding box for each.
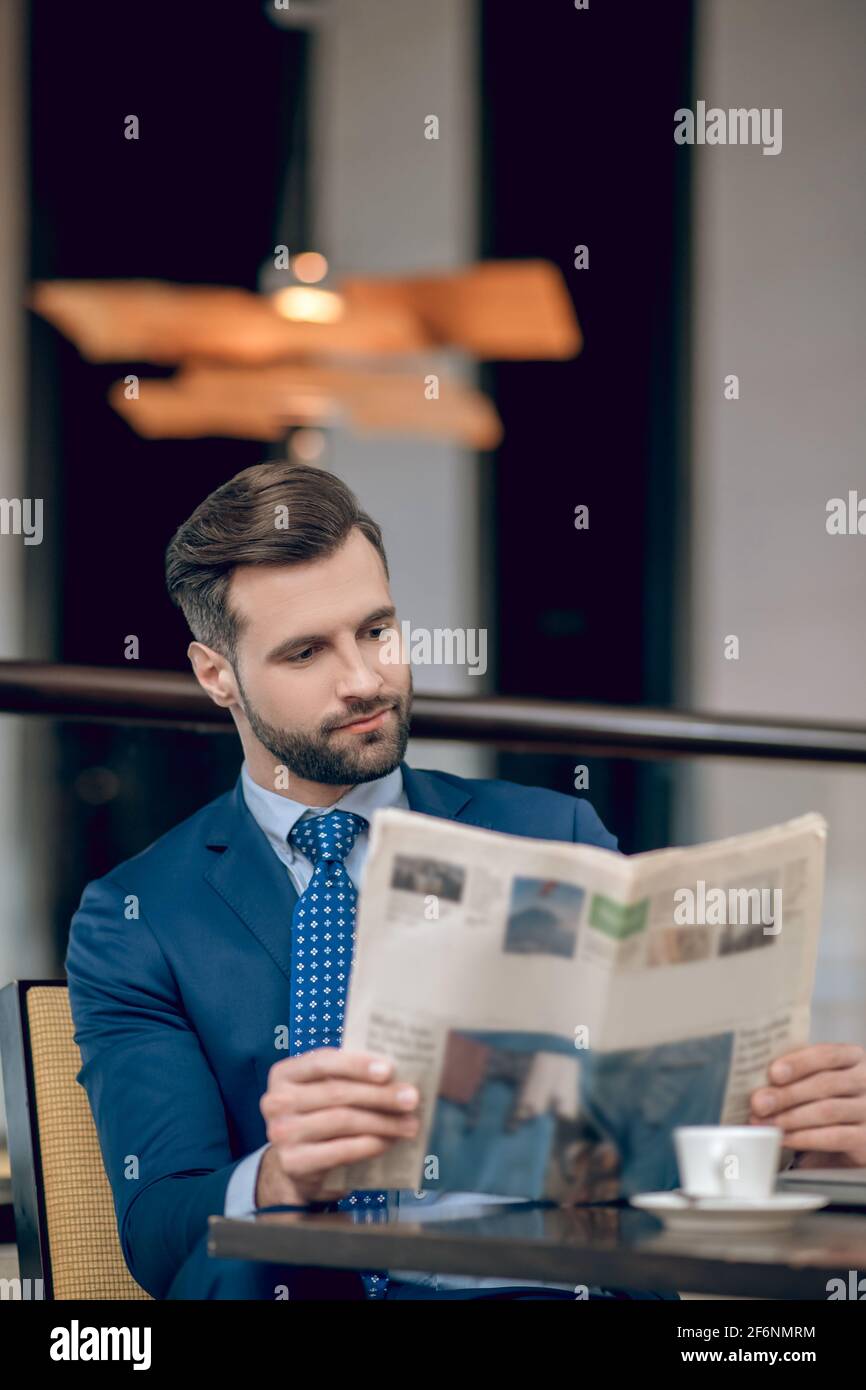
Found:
[288,809,390,1301]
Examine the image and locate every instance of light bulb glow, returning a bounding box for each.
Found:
[292,252,329,284]
[272,286,344,324]
[290,428,327,462]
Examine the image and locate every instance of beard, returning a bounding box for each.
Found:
[235,670,414,787]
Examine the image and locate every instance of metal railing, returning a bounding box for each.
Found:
[1,660,866,764]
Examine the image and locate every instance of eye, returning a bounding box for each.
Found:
[368,626,390,639]
[286,646,317,664]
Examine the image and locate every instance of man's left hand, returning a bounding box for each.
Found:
[749,1043,866,1168]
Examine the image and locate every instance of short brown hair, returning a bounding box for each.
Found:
[165,462,389,662]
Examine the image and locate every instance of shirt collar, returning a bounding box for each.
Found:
[240,759,405,858]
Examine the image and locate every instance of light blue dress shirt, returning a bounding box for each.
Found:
[226,759,571,1293]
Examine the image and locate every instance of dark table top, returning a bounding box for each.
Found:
[209,1196,866,1299]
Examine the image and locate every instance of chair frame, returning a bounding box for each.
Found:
[0,978,69,1298]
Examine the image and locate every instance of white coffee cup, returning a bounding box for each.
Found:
[674,1125,783,1200]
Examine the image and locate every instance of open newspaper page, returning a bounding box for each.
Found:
[330,809,826,1203]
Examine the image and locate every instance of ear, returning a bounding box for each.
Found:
[187,640,238,709]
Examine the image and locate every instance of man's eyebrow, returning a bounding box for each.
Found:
[265,605,397,662]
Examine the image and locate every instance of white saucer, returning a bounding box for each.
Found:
[630,1191,828,1234]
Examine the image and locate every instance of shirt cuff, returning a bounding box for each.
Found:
[224,1144,270,1216]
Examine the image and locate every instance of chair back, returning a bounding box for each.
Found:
[0,980,152,1299]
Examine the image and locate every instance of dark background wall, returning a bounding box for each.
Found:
[28,0,308,671]
[481,0,694,852]
[26,2,309,957]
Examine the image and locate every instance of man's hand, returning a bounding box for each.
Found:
[749,1043,866,1168]
[256,1048,420,1208]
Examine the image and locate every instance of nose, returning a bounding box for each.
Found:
[333,640,384,704]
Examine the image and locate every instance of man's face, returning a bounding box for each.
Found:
[226,528,412,787]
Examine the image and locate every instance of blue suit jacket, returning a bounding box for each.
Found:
[65,762,617,1298]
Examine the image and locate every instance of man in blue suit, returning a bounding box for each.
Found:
[66,462,866,1301]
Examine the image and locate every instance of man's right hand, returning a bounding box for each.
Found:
[256,1048,420,1208]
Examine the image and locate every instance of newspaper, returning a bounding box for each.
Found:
[331,809,826,1203]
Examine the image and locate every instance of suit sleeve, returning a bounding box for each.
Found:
[572,798,620,852]
[65,874,246,1298]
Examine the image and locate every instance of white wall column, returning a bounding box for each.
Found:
[684,0,866,1043]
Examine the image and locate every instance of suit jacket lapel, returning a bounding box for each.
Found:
[399,760,490,828]
[203,778,298,984]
